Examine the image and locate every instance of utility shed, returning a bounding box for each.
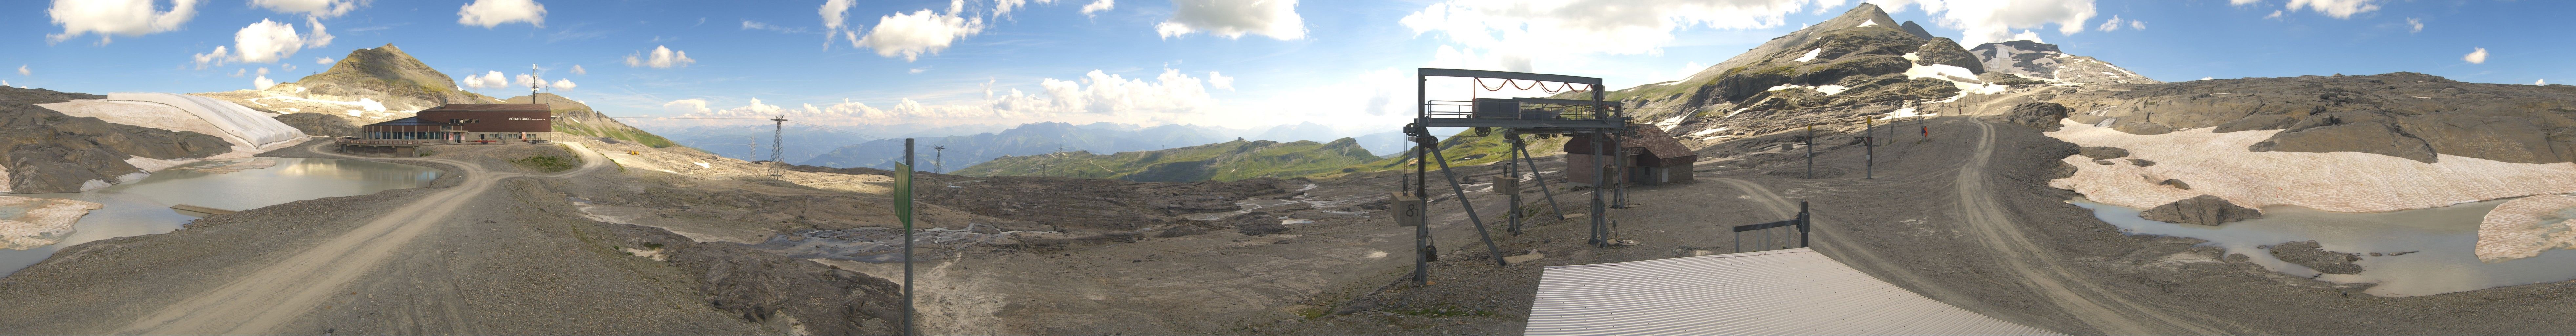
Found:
[1525,248,2056,336]
[1563,124,1697,186]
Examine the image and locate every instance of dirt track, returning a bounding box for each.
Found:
[111,143,608,334]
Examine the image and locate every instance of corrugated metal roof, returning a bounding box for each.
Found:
[1525,248,2056,336]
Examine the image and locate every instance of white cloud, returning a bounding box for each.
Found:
[252,67,274,89]
[462,71,510,89]
[457,0,545,28]
[741,20,808,33]
[2129,19,2143,30]
[2264,10,2282,19]
[1404,0,1832,73]
[513,73,541,89]
[2097,15,2121,32]
[857,2,987,62]
[909,68,929,74]
[1877,0,2097,46]
[2229,0,2262,5]
[315,56,333,64]
[2537,79,2547,85]
[2463,47,2486,64]
[251,0,360,18]
[45,0,200,44]
[821,0,859,49]
[570,64,586,75]
[231,19,307,63]
[16,65,29,76]
[662,99,712,114]
[2285,0,2379,19]
[2406,17,2421,33]
[1208,71,1234,90]
[230,68,245,77]
[2201,76,2215,80]
[303,16,333,48]
[2,80,9,88]
[2008,30,2044,43]
[1080,0,1115,16]
[623,45,696,68]
[1158,0,1304,40]
[551,79,576,90]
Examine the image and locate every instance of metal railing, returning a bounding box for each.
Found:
[1732,201,1810,253]
[1421,100,1608,121]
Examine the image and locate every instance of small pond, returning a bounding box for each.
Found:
[0,157,440,276]
[2072,197,2576,297]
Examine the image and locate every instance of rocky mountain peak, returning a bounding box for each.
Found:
[1899,21,1933,39]
[1969,40,2157,85]
[279,44,493,111]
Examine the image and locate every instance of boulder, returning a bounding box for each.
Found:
[2128,159,2157,167]
[2077,146,2129,160]
[2138,195,2262,226]
[2000,102,2070,130]
[2268,240,2364,274]
[2156,178,2190,190]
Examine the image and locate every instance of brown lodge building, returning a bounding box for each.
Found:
[1563,124,1697,187]
[360,103,556,143]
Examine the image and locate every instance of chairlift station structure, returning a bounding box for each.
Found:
[1397,68,1635,285]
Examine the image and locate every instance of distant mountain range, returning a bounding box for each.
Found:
[950,138,1383,182]
[792,121,1400,170]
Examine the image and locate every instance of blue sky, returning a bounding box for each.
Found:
[7,0,2571,137]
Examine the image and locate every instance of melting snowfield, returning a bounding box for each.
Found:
[2476,195,2576,263]
[0,197,105,250]
[2044,119,2576,213]
[2075,197,2576,297]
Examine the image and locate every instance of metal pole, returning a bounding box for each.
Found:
[1798,201,1811,248]
[1430,148,1508,266]
[1865,118,1874,179]
[901,138,915,336]
[1517,142,1567,221]
[1413,126,1432,286]
[1576,128,1597,247]
[1805,125,1814,179]
[1505,135,1522,235]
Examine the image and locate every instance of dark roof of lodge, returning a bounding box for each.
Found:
[365,117,446,126]
[1562,124,1696,159]
[421,103,550,112]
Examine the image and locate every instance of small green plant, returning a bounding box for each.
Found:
[511,155,578,172]
[414,148,435,156]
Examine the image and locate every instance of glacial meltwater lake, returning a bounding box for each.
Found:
[0,157,439,277]
[2072,197,2576,297]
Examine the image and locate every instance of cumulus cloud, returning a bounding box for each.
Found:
[315,56,334,64]
[513,73,542,89]
[570,64,585,75]
[2264,10,2282,19]
[857,1,987,62]
[252,67,274,89]
[1080,0,1115,16]
[2008,30,2044,43]
[1208,71,1234,90]
[2463,47,2486,64]
[551,79,576,90]
[1404,0,1831,73]
[47,0,200,44]
[1158,0,1304,40]
[1876,0,2096,46]
[2097,15,2121,32]
[2537,79,2546,85]
[462,71,511,89]
[231,19,309,63]
[2406,17,2421,33]
[458,0,545,28]
[17,65,29,76]
[2130,19,2144,30]
[251,0,361,18]
[2285,0,2378,19]
[821,0,859,49]
[2201,76,2215,80]
[623,46,696,68]
[662,99,712,114]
